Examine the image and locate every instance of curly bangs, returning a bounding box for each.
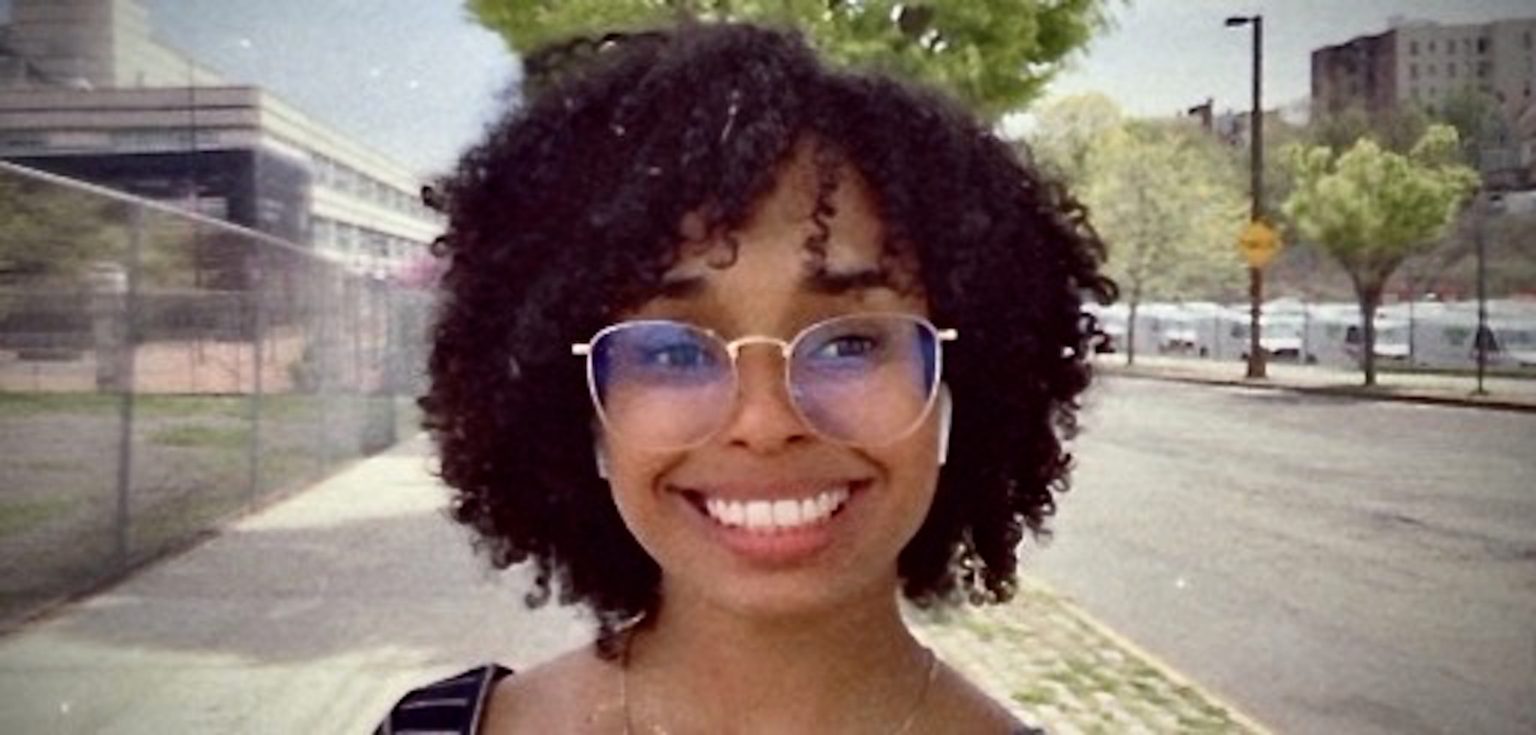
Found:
[421,21,1114,650]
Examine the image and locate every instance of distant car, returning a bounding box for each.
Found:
[1343,325,1409,363]
[1159,327,1199,355]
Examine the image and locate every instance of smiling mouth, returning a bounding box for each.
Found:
[674,484,858,533]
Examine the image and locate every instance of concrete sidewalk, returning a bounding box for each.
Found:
[1097,354,1536,412]
[0,436,1269,734]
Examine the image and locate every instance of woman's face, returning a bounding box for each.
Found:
[600,146,946,620]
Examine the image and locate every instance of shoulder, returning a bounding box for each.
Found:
[374,664,511,735]
[480,647,620,733]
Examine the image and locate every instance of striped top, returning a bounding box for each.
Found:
[375,665,512,735]
[376,664,1048,734]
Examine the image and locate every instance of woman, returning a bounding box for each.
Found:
[379,21,1112,734]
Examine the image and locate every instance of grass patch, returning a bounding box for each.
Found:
[1378,364,1536,380]
[0,392,346,421]
[0,391,120,417]
[13,458,77,472]
[136,395,249,419]
[960,617,999,642]
[256,393,323,420]
[0,497,74,538]
[256,450,321,493]
[129,489,243,562]
[149,424,249,449]
[1012,685,1056,707]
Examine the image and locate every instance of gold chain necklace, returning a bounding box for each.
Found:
[619,644,939,735]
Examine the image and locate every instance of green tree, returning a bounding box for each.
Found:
[1434,87,1509,170]
[1027,91,1121,182]
[1309,103,1430,158]
[1282,124,1478,385]
[0,174,207,303]
[0,176,123,282]
[1050,113,1247,364]
[467,0,1115,119]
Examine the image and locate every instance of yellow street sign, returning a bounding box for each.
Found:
[1237,220,1281,269]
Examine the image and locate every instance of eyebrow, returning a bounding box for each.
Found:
[803,266,894,295]
[656,266,894,300]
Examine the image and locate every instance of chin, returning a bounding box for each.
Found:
[663,561,904,625]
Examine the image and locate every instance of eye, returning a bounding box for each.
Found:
[807,332,885,362]
[645,342,716,369]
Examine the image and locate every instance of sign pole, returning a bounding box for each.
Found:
[1245,16,1266,380]
[1227,14,1266,379]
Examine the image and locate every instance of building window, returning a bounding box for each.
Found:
[1448,64,1456,79]
[1428,40,1436,53]
[1410,63,1419,79]
[1410,40,1419,55]
[312,217,334,248]
[1477,37,1488,53]
[0,131,47,151]
[1427,64,1436,76]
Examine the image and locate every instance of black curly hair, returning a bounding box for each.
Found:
[422,21,1114,655]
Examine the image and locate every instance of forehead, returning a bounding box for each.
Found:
[666,142,892,280]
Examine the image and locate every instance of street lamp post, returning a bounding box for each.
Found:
[1226,14,1266,379]
[1472,191,1503,396]
[1475,194,1488,395]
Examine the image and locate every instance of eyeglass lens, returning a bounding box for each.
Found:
[590,315,940,448]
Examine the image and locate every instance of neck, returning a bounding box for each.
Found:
[620,578,931,732]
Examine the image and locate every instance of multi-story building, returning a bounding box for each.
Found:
[0,0,441,278]
[1313,17,1535,121]
[1311,16,1536,188]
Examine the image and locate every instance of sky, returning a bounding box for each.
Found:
[1045,0,1536,118]
[3,1,1534,178]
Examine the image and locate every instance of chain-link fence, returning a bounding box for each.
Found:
[0,161,434,628]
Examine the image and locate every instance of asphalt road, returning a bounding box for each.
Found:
[1031,376,1536,735]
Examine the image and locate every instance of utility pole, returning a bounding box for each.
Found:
[1473,191,1502,396]
[1226,14,1266,379]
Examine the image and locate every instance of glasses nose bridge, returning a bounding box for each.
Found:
[721,334,797,408]
[722,334,793,363]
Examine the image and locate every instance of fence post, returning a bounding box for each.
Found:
[247,249,265,503]
[112,203,145,571]
[315,266,330,470]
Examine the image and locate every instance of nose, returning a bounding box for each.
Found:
[720,345,811,453]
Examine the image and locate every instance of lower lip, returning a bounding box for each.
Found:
[679,487,862,567]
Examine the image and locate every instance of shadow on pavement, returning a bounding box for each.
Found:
[0,436,592,732]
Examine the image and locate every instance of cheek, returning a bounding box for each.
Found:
[874,417,944,511]
[604,444,678,523]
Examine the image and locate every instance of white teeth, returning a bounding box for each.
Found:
[702,487,851,533]
[722,500,746,527]
[771,499,801,526]
[744,501,774,530]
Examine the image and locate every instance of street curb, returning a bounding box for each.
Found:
[1098,365,1536,414]
[1025,576,1277,735]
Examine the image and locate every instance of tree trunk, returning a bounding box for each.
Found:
[1124,297,1136,366]
[1354,280,1383,387]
